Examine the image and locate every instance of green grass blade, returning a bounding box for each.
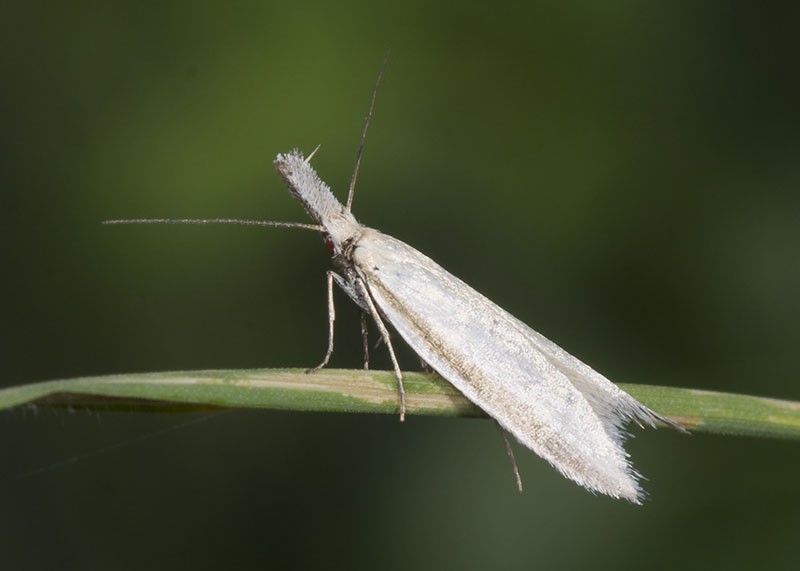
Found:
[1,368,798,439]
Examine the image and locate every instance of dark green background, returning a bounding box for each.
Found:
[2,2,799,569]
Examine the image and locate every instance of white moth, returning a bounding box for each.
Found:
[105,62,683,503]
[272,149,681,504]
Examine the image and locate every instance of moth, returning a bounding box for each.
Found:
[105,60,683,503]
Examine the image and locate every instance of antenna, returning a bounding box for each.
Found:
[345,51,390,212]
[101,218,324,232]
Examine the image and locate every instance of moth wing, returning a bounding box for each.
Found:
[353,229,654,502]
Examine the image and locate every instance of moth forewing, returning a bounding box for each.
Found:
[351,229,649,502]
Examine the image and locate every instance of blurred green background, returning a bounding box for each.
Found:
[2,2,799,569]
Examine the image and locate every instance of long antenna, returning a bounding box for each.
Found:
[346,51,390,213]
[102,218,324,232]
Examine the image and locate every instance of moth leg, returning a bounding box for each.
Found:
[355,278,406,422]
[306,271,338,373]
[360,312,370,370]
[307,271,372,374]
[495,421,523,493]
[332,271,369,311]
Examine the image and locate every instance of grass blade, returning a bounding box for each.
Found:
[1,368,798,439]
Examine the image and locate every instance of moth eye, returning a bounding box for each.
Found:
[324,239,335,255]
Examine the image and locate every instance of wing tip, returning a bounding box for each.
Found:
[626,401,690,434]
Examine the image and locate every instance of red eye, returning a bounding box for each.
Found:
[324,239,335,255]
